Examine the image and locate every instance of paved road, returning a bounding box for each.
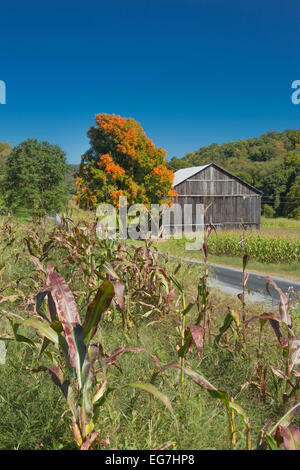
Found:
[180,256,300,305]
[128,244,300,305]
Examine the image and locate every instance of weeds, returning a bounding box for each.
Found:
[0,215,299,450]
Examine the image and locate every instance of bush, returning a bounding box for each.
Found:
[263,204,275,218]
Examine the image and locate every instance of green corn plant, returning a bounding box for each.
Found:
[208,231,300,264]
[238,236,250,344]
[267,278,299,403]
[258,402,300,450]
[25,266,116,448]
[48,218,105,287]
[197,224,216,342]
[7,265,176,449]
[21,216,128,321]
[0,218,16,250]
[171,223,216,377]
[214,307,241,352]
[169,273,194,388]
[245,277,300,403]
[27,215,115,286]
[161,362,251,450]
[170,226,216,388]
[103,242,173,331]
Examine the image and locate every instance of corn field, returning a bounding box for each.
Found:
[0,215,299,450]
[208,232,300,264]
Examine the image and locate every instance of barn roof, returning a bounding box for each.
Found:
[172,164,211,186]
[172,162,262,194]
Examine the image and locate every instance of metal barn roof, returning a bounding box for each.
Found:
[172,163,262,194]
[172,164,210,187]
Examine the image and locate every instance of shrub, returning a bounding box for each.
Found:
[263,204,275,218]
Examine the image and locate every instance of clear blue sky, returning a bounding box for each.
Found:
[0,0,299,164]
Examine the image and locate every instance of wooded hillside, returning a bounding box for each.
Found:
[168,130,300,218]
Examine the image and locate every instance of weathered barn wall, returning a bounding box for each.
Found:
[169,164,261,231]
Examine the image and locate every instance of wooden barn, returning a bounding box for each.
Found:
[167,163,262,232]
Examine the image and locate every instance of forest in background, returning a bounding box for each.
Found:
[168,129,300,218]
[1,128,300,218]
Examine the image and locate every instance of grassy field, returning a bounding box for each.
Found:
[138,216,300,281]
[146,237,300,281]
[0,310,289,450]
[261,216,300,230]
[0,211,299,450]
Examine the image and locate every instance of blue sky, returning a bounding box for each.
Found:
[0,0,299,164]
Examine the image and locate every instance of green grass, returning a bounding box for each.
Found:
[261,216,300,229]
[149,238,300,281]
[128,236,300,281]
[0,209,299,450]
[0,343,69,450]
[0,307,292,450]
[124,214,300,280]
[208,254,300,280]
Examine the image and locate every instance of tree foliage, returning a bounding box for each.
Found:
[65,164,79,195]
[0,142,11,175]
[3,138,68,216]
[284,184,300,218]
[75,114,176,208]
[0,142,12,213]
[168,129,300,218]
[263,204,275,218]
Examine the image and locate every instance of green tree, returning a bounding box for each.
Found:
[0,142,11,175]
[263,204,275,218]
[0,142,12,214]
[4,139,68,217]
[283,184,300,219]
[65,163,79,195]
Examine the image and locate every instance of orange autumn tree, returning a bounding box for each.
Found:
[74,114,177,208]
